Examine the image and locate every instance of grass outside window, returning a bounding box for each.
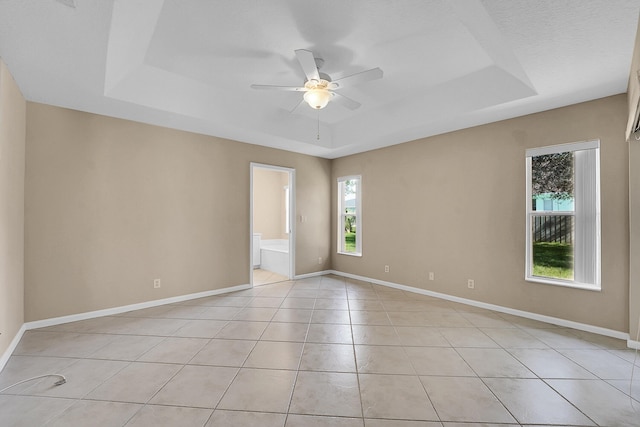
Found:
[344,232,356,253]
[532,242,573,280]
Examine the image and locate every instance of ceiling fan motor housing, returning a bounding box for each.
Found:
[306,72,332,87]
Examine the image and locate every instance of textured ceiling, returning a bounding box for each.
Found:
[0,0,638,158]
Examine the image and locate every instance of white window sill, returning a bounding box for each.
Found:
[525,276,601,292]
[338,251,362,257]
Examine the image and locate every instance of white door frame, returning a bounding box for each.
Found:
[250,163,296,285]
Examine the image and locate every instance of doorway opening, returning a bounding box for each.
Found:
[250,163,295,286]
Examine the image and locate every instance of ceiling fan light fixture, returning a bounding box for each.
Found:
[303,88,331,109]
[251,49,382,112]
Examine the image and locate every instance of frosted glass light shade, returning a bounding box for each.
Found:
[304,88,331,109]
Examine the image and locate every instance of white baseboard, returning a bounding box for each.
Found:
[0,283,250,374]
[330,270,631,343]
[2,272,636,374]
[294,270,333,280]
[24,283,251,331]
[0,324,27,374]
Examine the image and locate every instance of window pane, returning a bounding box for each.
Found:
[531,215,574,280]
[343,178,357,253]
[531,152,574,212]
[344,214,356,253]
[338,177,360,255]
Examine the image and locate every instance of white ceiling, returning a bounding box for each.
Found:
[0,0,638,158]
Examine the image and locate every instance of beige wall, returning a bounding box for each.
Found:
[18,93,634,334]
[253,168,289,240]
[25,103,331,321]
[0,60,26,356]
[332,95,629,332]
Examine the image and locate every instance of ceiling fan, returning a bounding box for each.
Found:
[251,49,383,111]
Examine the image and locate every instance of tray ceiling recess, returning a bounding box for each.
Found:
[0,0,638,158]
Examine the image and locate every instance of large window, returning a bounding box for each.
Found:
[525,140,600,290]
[338,176,362,256]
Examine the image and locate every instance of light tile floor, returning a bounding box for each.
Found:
[1,274,639,426]
[253,268,289,287]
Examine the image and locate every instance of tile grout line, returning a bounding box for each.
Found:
[128,290,260,426]
[273,278,313,425]
[384,288,443,424]
[346,277,368,423]
[209,283,290,420]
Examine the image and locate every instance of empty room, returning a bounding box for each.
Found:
[1,1,640,426]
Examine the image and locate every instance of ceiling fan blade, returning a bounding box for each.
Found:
[331,92,361,110]
[250,84,306,91]
[294,49,320,82]
[329,67,383,89]
[289,98,306,113]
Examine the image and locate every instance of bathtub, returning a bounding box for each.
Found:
[260,239,290,277]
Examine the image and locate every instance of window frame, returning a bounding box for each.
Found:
[525,140,601,291]
[337,175,362,256]
[284,185,290,235]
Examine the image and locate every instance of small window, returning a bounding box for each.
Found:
[338,176,362,256]
[525,140,600,290]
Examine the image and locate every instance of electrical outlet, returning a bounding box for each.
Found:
[429,272,434,281]
[318,257,322,264]
[384,265,390,273]
[154,279,161,289]
[467,279,475,289]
